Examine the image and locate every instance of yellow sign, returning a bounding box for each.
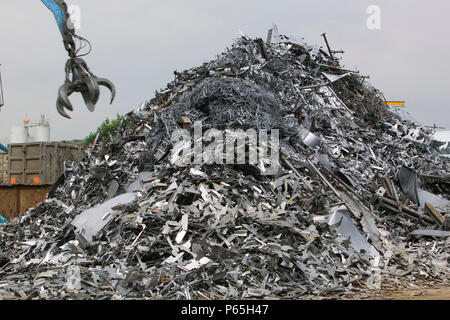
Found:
[385,101,406,107]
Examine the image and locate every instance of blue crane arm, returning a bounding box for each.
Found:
[41,0,77,57]
[41,0,68,38]
[0,143,8,153]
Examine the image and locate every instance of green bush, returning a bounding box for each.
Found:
[84,114,131,146]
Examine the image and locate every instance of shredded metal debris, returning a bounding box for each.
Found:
[0,27,448,300]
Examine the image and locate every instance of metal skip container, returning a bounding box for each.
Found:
[0,152,8,184]
[8,142,83,185]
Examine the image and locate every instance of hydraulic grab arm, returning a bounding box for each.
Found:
[41,0,115,118]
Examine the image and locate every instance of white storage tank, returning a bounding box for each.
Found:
[9,125,29,144]
[36,122,50,142]
[9,115,50,144]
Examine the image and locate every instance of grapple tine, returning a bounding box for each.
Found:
[58,83,74,111]
[81,90,96,112]
[81,76,100,111]
[56,97,72,119]
[96,78,116,104]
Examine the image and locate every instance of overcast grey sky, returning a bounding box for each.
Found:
[0,0,449,143]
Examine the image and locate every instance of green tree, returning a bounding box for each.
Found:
[84,114,131,146]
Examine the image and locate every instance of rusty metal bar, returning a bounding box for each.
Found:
[378,196,434,224]
[424,203,446,226]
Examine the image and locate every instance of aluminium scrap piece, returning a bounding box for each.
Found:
[1,27,449,300]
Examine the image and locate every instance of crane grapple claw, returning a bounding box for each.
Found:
[55,57,115,118]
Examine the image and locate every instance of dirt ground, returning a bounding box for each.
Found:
[364,285,450,300]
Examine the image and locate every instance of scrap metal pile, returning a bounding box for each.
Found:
[1,28,449,300]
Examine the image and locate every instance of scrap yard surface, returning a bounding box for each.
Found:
[0,27,449,301]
